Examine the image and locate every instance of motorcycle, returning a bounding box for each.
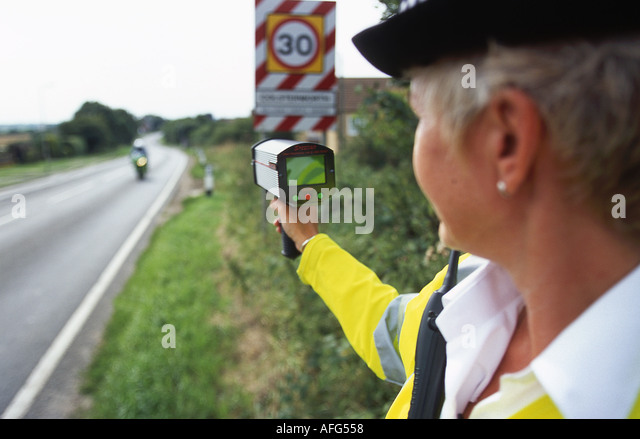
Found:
[130,140,148,180]
[132,153,148,180]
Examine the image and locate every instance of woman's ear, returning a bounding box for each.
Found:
[486,88,544,197]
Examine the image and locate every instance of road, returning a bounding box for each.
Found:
[0,134,188,418]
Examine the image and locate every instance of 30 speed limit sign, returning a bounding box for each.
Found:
[266,13,324,73]
[255,0,337,133]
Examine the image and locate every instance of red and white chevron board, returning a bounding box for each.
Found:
[255,0,337,132]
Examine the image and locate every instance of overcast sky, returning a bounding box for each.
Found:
[0,0,388,125]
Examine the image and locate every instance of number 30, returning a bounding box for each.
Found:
[277,33,313,56]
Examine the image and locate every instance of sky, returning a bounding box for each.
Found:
[0,0,388,126]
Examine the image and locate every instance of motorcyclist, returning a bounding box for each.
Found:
[130,138,149,179]
[130,138,148,161]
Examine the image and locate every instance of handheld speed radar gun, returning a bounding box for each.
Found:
[252,139,335,259]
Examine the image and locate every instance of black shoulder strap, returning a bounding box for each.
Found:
[407,250,460,419]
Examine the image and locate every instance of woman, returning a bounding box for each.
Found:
[270,0,640,418]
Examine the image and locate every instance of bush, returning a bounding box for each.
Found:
[162,116,260,149]
[344,86,417,170]
[209,117,258,145]
[337,87,445,290]
[162,117,204,146]
[59,115,112,154]
[58,135,88,157]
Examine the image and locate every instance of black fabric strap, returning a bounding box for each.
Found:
[408,250,460,419]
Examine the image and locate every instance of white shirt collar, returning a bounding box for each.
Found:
[531,263,640,418]
[436,258,524,418]
[436,257,640,419]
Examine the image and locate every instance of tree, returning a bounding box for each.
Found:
[345,87,417,169]
[111,109,138,145]
[140,115,165,133]
[73,101,137,147]
[59,115,112,154]
[162,117,202,146]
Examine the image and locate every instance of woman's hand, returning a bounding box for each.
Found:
[269,198,319,252]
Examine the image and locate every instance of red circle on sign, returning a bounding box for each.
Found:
[269,17,321,71]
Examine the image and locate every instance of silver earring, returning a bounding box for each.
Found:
[497,180,509,198]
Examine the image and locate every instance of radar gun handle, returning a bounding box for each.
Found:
[281,229,301,259]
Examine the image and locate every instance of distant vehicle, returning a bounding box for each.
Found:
[130,139,148,180]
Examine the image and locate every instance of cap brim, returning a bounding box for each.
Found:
[353,0,640,78]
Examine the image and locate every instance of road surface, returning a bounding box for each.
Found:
[0,134,188,418]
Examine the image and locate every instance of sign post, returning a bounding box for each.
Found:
[255,0,337,133]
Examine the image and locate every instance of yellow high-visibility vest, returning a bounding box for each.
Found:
[297,234,640,419]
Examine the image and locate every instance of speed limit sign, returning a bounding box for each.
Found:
[255,0,337,133]
[266,13,324,74]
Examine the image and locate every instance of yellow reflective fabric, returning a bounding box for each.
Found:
[297,234,399,380]
[510,392,640,419]
[385,256,468,418]
[509,394,564,419]
[385,375,414,418]
[630,393,640,418]
[297,234,467,418]
[396,264,452,378]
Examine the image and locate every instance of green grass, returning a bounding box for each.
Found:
[79,175,253,418]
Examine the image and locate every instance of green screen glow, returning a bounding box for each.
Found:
[286,155,325,185]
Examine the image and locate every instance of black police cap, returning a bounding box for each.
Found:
[352,0,640,78]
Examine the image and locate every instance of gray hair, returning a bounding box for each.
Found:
[409,35,640,241]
